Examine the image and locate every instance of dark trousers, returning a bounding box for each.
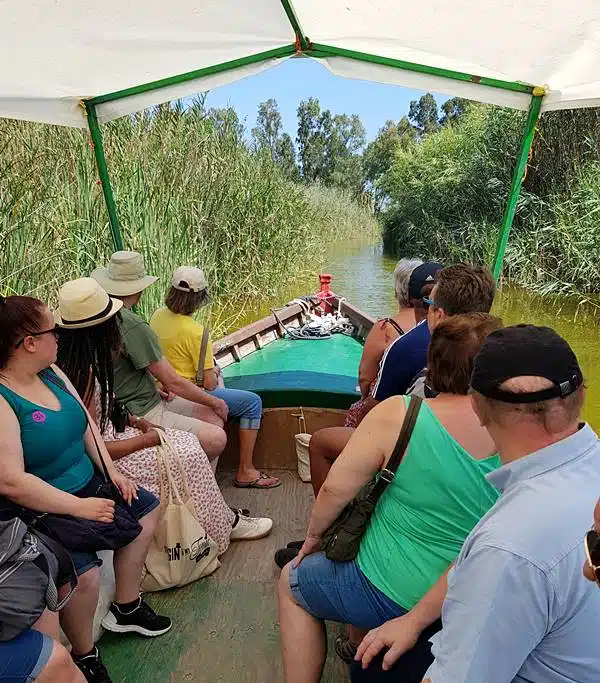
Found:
[349,619,442,683]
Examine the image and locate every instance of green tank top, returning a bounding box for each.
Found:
[0,370,94,493]
[357,396,501,610]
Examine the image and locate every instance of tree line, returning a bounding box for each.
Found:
[248,93,461,203]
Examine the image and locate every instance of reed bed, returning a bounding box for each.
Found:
[0,104,376,333]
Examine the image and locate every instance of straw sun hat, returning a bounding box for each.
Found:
[91,250,157,297]
[55,278,122,330]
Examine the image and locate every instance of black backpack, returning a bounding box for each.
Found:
[0,517,77,641]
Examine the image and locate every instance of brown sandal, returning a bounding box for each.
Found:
[233,472,281,489]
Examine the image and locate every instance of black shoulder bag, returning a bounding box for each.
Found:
[321,396,422,562]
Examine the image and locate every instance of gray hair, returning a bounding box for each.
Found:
[394,258,423,306]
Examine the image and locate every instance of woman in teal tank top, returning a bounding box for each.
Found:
[279,313,503,681]
[0,292,170,682]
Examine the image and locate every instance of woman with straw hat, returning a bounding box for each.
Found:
[91,251,229,463]
[55,278,273,549]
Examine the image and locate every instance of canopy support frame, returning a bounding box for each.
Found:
[491,90,544,281]
[84,101,124,251]
[279,0,309,50]
[83,40,544,277]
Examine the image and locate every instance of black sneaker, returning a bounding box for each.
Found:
[334,635,358,664]
[101,597,172,637]
[73,647,113,683]
[286,540,304,550]
[274,547,299,569]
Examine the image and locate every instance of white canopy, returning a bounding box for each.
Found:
[2,0,600,127]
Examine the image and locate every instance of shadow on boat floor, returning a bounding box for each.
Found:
[100,469,348,682]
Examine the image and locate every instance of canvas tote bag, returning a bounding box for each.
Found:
[142,432,220,591]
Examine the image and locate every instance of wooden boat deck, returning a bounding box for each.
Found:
[100,469,347,682]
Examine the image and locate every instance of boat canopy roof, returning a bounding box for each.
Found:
[2,0,600,127]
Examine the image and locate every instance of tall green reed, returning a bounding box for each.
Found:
[0,105,376,334]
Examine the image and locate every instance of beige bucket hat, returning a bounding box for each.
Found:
[91,251,158,297]
[55,277,123,329]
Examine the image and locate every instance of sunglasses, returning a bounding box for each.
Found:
[422,296,437,311]
[14,325,59,348]
[584,529,600,585]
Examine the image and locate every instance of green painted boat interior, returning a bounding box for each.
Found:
[222,335,363,409]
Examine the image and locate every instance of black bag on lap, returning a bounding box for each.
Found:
[321,396,422,562]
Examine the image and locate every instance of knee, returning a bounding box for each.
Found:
[309,428,329,460]
[277,562,293,602]
[201,425,227,458]
[246,391,262,417]
[139,504,161,538]
[43,641,79,682]
[75,566,101,598]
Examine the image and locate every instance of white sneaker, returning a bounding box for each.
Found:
[230,514,273,541]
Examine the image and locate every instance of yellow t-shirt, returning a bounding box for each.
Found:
[149,308,214,381]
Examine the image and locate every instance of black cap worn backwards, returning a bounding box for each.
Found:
[408,262,443,300]
[470,324,583,404]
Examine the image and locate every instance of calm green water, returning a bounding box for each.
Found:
[220,239,600,430]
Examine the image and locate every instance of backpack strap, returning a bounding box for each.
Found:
[32,530,78,610]
[196,327,211,387]
[367,395,422,505]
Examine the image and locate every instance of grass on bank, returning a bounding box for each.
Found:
[0,105,377,334]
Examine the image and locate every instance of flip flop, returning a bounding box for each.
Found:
[234,472,281,489]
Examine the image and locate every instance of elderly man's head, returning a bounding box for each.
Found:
[470,324,585,443]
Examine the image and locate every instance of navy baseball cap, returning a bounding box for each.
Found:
[408,262,443,300]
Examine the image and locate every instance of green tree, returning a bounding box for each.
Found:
[274,133,299,181]
[363,117,417,211]
[296,97,327,182]
[440,97,468,126]
[296,98,366,190]
[408,93,440,136]
[252,98,282,157]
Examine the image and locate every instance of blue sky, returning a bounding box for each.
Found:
[204,58,446,145]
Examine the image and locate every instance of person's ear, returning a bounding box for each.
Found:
[470,392,486,427]
[21,336,37,353]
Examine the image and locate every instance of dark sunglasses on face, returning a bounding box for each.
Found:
[14,325,59,348]
[584,529,600,584]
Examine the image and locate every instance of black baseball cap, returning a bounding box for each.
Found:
[470,324,583,403]
[408,262,443,300]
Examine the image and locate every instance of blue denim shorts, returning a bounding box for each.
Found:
[69,473,159,578]
[0,629,53,683]
[289,552,407,629]
[208,387,262,430]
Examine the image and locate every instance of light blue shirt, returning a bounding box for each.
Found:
[426,423,600,683]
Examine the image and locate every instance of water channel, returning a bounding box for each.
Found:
[219,239,600,430]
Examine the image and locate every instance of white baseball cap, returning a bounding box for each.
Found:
[171,266,208,293]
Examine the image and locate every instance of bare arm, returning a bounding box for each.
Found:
[358,324,388,396]
[357,566,450,671]
[148,358,227,419]
[0,394,112,521]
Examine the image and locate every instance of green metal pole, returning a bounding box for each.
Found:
[279,0,309,50]
[491,90,544,281]
[84,101,124,251]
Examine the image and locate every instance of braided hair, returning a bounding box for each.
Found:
[56,315,122,432]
